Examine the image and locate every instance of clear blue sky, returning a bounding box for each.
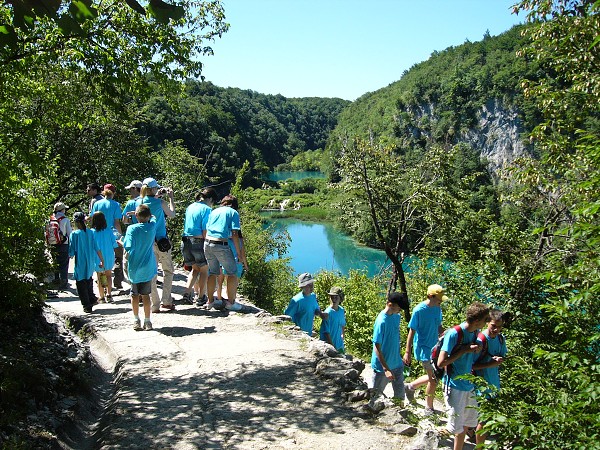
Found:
[201,0,523,101]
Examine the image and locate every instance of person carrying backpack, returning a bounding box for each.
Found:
[472,309,508,446]
[47,202,73,289]
[437,302,489,450]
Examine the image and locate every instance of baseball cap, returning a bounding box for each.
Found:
[125,180,143,189]
[142,177,160,189]
[427,284,449,301]
[103,183,116,193]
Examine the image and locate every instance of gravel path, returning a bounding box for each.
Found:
[46,269,426,449]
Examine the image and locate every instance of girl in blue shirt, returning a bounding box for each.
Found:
[319,286,346,353]
[91,212,118,303]
[69,212,104,313]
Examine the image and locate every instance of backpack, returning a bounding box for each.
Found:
[430,324,471,380]
[45,215,66,245]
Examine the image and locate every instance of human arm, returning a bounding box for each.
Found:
[403,327,416,366]
[472,356,505,371]
[161,188,175,218]
[96,250,105,269]
[437,343,481,368]
[374,343,395,380]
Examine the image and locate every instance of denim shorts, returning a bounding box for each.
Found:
[204,240,237,276]
[132,280,152,295]
[372,366,405,399]
[181,237,207,267]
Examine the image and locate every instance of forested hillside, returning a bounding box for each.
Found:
[326,25,540,177]
[137,81,349,184]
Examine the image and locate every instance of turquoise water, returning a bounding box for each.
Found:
[264,216,389,277]
[265,171,326,182]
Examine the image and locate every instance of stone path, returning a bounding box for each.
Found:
[47,269,448,449]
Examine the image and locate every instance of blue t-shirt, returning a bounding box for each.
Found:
[141,196,167,239]
[474,332,507,391]
[122,197,140,224]
[183,201,212,237]
[284,291,320,334]
[371,310,403,373]
[91,198,122,229]
[92,228,118,271]
[441,323,479,391]
[319,305,346,351]
[408,301,442,361]
[68,229,100,281]
[206,206,240,240]
[123,221,157,284]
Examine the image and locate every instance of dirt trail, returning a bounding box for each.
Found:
[47,269,432,449]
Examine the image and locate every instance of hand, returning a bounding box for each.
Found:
[384,369,395,381]
[99,261,104,268]
[402,352,412,366]
[492,356,505,364]
[468,344,482,353]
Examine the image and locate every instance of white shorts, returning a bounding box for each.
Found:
[443,386,478,433]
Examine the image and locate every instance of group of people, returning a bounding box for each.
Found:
[47,178,248,329]
[284,277,507,450]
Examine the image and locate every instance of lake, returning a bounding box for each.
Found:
[263,215,389,277]
[265,171,326,182]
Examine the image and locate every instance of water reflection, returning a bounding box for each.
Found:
[264,217,389,277]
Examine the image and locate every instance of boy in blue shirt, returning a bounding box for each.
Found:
[437,302,490,450]
[122,205,157,331]
[369,291,411,410]
[403,284,446,415]
[472,309,508,446]
[284,272,327,335]
[319,286,346,353]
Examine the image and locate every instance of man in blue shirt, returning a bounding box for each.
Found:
[284,272,327,334]
[437,302,489,450]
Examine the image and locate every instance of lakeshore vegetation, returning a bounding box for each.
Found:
[1,0,599,448]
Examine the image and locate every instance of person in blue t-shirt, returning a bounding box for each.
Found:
[368,291,411,410]
[90,211,118,303]
[69,212,105,313]
[141,177,175,312]
[204,195,247,311]
[472,309,508,446]
[180,187,217,306]
[121,204,157,331]
[437,302,489,450]
[284,272,327,335]
[319,286,346,353]
[403,284,446,414]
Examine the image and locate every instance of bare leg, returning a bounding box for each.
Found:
[475,423,486,446]
[454,429,467,450]
[105,270,112,296]
[226,275,238,304]
[207,274,216,302]
[217,271,224,300]
[197,265,208,297]
[131,294,140,316]
[141,295,151,320]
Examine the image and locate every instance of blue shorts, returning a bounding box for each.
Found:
[181,237,207,267]
[204,240,237,276]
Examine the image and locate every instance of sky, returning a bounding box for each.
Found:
[201,1,524,101]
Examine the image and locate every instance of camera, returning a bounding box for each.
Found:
[157,187,168,196]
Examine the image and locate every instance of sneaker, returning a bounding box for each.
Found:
[181,292,193,304]
[160,303,176,312]
[226,302,243,312]
[133,319,142,331]
[212,299,224,310]
[423,407,436,416]
[143,321,153,331]
[98,297,106,304]
[83,306,93,313]
[106,295,113,303]
[404,383,415,402]
[196,294,208,307]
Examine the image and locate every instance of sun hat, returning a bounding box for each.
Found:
[298,272,315,288]
[53,202,68,212]
[125,180,143,189]
[328,286,344,302]
[427,284,449,301]
[142,177,160,189]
